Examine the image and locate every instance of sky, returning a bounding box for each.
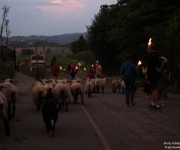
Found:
[0,0,117,36]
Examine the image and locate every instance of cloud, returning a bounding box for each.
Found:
[36,0,88,21]
[50,0,86,7]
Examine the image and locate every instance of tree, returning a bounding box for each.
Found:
[86,4,122,72]
[86,0,180,73]
[0,5,10,46]
[5,19,11,47]
[70,35,89,54]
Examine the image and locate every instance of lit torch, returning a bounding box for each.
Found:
[148,38,152,45]
[138,60,142,66]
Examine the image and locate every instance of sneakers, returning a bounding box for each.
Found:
[148,105,161,112]
[156,107,161,112]
[129,101,135,105]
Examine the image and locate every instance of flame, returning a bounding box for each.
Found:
[60,66,62,70]
[148,38,152,45]
[84,68,86,71]
[92,64,93,67]
[138,60,142,65]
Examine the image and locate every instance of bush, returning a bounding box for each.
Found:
[0,61,16,80]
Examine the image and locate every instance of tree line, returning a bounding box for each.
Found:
[70,0,180,75]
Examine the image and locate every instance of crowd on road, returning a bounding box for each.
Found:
[120,39,180,112]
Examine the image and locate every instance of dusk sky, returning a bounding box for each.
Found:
[0,0,117,36]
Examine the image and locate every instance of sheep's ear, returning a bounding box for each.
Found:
[1,80,4,83]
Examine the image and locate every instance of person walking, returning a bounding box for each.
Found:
[142,66,152,98]
[51,64,60,80]
[147,43,162,111]
[120,53,139,106]
[157,68,169,107]
[96,62,102,78]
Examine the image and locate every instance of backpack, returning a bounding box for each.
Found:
[156,56,168,73]
[124,63,133,80]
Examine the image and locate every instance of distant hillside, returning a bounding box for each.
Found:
[9,32,87,44]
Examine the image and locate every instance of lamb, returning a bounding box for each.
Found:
[112,79,121,93]
[70,82,84,104]
[0,92,10,135]
[95,78,107,93]
[32,83,46,111]
[53,82,70,111]
[0,82,18,120]
[85,81,93,98]
[42,91,58,137]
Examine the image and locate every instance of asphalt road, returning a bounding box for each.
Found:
[1,71,180,150]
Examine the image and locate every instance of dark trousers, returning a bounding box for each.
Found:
[124,80,135,105]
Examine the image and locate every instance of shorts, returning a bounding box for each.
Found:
[149,79,159,91]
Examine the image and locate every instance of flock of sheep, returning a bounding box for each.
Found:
[0,76,125,137]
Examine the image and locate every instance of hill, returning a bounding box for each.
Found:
[6,32,87,46]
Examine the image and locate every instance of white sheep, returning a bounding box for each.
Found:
[112,79,120,93]
[70,82,84,104]
[32,83,46,111]
[71,77,82,84]
[86,78,96,93]
[95,78,107,93]
[54,82,70,111]
[85,81,93,98]
[120,79,125,94]
[0,92,10,135]
[0,82,18,120]
[4,78,16,85]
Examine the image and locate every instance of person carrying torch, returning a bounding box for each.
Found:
[146,38,162,112]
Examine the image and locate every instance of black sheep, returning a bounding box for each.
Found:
[42,93,58,137]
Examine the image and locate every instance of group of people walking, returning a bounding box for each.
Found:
[86,61,102,79]
[120,42,172,112]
